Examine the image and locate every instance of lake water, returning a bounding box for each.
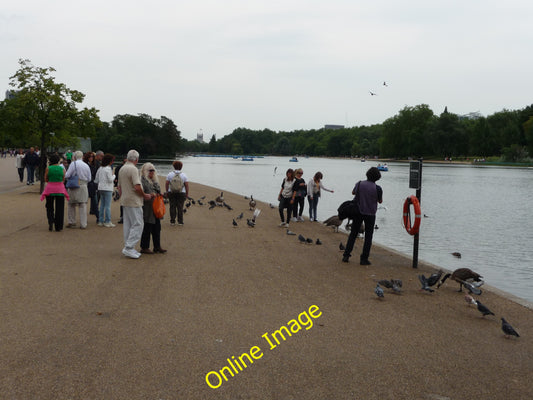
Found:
[152,156,533,303]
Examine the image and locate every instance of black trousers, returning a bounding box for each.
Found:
[168,192,186,224]
[343,214,376,261]
[141,219,161,249]
[46,195,65,231]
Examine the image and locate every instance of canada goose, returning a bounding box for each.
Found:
[215,192,224,203]
[323,215,342,232]
[437,268,483,292]
[249,195,256,210]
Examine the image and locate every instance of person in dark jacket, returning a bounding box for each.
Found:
[23,147,40,185]
[342,167,383,265]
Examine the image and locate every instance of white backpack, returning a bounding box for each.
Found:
[169,171,183,192]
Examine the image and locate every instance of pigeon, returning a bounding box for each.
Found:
[418,275,435,293]
[197,200,204,206]
[286,229,296,236]
[298,234,306,243]
[316,238,322,245]
[185,201,191,208]
[223,202,233,210]
[375,284,384,298]
[465,294,477,306]
[232,219,238,227]
[236,212,243,220]
[426,270,443,287]
[208,204,216,210]
[462,281,482,296]
[378,279,402,294]
[208,200,216,207]
[199,196,206,200]
[269,203,275,208]
[378,279,393,289]
[244,196,249,200]
[466,279,484,288]
[339,242,346,251]
[475,300,495,317]
[249,196,256,210]
[246,219,255,228]
[183,208,187,213]
[501,318,520,338]
[306,238,313,244]
[190,199,196,205]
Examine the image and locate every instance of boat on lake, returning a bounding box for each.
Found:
[377,163,388,171]
[289,157,298,162]
[242,157,254,161]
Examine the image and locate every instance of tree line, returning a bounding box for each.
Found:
[1,59,532,163]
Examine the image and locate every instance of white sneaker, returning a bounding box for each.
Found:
[284,222,289,228]
[104,222,116,228]
[290,217,298,222]
[279,222,286,227]
[97,222,104,226]
[122,248,140,259]
[297,216,304,222]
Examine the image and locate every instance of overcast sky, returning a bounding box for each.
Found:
[2,0,532,140]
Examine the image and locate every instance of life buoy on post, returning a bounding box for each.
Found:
[403,195,421,235]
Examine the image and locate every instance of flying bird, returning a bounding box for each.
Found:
[383,81,388,87]
[375,284,384,299]
[252,209,261,223]
[501,318,520,338]
[475,300,494,317]
[232,219,238,227]
[369,91,377,96]
[298,234,307,243]
[339,242,346,251]
[418,274,435,293]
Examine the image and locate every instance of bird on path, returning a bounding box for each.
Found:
[323,215,342,232]
[501,318,520,338]
[375,284,384,299]
[236,212,243,220]
[286,229,296,236]
[215,192,224,204]
[246,219,255,228]
[185,201,191,208]
[418,274,435,293]
[462,281,482,295]
[426,270,443,287]
[437,268,483,292]
[269,203,275,208]
[339,242,345,251]
[223,202,233,210]
[475,300,495,317]
[298,234,306,243]
[190,199,196,205]
[378,279,402,294]
[232,219,238,227]
[197,200,204,206]
[306,238,313,244]
[208,200,216,207]
[316,238,322,245]
[249,196,256,210]
[199,196,206,200]
[464,294,477,306]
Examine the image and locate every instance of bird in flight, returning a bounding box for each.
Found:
[369,91,377,96]
[383,81,388,87]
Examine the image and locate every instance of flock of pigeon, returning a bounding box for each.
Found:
[183,193,520,339]
[374,266,520,339]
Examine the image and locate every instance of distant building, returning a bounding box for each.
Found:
[5,90,18,100]
[459,112,483,120]
[196,132,204,143]
[324,124,345,130]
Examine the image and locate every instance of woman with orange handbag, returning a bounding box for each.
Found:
[139,163,167,254]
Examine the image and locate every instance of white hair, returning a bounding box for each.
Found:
[141,162,158,183]
[73,150,83,161]
[127,149,139,162]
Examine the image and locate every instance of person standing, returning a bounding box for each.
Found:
[342,167,383,265]
[95,153,116,227]
[85,152,100,223]
[114,158,126,224]
[64,150,92,229]
[291,168,307,222]
[15,149,25,182]
[40,153,69,231]
[165,160,189,226]
[118,150,152,259]
[307,171,334,222]
[140,163,167,254]
[278,168,295,228]
[23,147,40,185]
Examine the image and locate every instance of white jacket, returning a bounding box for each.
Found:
[95,166,115,191]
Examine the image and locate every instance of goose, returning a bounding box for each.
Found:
[437,268,483,292]
[249,195,256,210]
[215,192,224,204]
[323,215,342,232]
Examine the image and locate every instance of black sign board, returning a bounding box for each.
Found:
[409,161,421,189]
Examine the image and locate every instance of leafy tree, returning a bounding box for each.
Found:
[1,59,100,191]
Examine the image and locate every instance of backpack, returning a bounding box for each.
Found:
[169,171,183,192]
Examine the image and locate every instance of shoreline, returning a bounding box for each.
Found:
[1,157,532,399]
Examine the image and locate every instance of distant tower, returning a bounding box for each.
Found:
[196,129,204,143]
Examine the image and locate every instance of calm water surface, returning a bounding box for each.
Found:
[153,156,533,303]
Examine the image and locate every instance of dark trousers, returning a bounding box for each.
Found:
[169,192,186,224]
[17,167,24,182]
[343,214,376,261]
[141,219,161,249]
[293,196,305,217]
[26,165,35,183]
[278,197,292,222]
[45,195,65,231]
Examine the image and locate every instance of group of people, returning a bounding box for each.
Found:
[15,147,41,185]
[38,149,191,259]
[277,168,334,227]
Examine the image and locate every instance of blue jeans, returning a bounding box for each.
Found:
[98,190,112,223]
[307,195,319,221]
[26,165,35,183]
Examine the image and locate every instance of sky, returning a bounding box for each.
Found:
[1,0,532,140]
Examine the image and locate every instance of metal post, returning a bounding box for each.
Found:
[412,158,423,268]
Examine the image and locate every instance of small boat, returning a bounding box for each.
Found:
[377,164,388,172]
[289,157,298,162]
[241,157,254,161]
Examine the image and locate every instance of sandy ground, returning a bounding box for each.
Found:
[0,157,532,400]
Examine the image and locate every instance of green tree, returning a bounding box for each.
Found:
[1,59,101,191]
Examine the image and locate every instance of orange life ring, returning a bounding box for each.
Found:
[403,195,421,235]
